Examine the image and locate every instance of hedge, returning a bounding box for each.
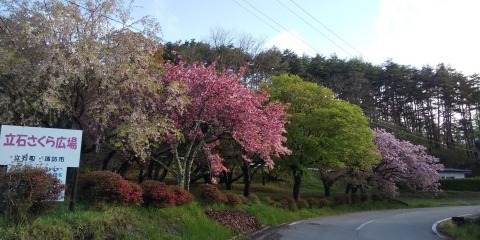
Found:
[439,177,480,192]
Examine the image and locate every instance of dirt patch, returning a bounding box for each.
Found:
[205,210,263,234]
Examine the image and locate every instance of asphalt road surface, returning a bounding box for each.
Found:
[251,205,480,240]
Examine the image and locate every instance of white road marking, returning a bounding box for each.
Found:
[356,220,375,231]
[394,211,422,217]
[288,220,305,226]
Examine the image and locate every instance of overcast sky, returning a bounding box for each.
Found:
[130,0,480,75]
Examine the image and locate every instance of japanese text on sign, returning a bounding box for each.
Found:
[0,125,83,168]
[3,134,78,149]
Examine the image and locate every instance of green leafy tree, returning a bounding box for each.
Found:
[267,74,379,200]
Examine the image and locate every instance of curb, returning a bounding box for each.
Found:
[432,214,473,240]
[432,217,451,240]
[247,225,272,239]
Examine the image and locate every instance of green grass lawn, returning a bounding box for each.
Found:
[398,191,480,208]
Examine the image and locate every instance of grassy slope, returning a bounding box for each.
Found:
[1,176,480,240]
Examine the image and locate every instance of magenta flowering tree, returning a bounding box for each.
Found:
[370,128,444,196]
[160,60,290,191]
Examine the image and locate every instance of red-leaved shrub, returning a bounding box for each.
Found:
[169,185,194,206]
[199,184,227,204]
[0,166,65,225]
[140,180,175,207]
[78,171,143,206]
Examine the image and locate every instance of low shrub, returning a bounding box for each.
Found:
[318,198,330,208]
[296,199,310,209]
[127,181,143,205]
[225,193,243,206]
[360,194,369,202]
[169,185,194,206]
[199,184,227,204]
[238,195,249,204]
[334,195,350,205]
[306,198,320,208]
[0,166,65,225]
[247,193,260,204]
[263,197,280,207]
[440,178,480,192]
[78,171,142,207]
[474,216,480,225]
[371,193,386,202]
[351,194,360,203]
[279,197,298,211]
[140,180,175,208]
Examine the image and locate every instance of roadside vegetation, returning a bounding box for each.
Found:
[1,170,480,240]
[438,215,480,240]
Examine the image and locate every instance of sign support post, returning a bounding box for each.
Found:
[69,167,79,212]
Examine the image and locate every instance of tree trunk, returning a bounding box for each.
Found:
[137,160,145,183]
[262,167,266,186]
[292,168,302,201]
[154,157,172,181]
[190,171,210,184]
[183,160,192,192]
[241,163,251,197]
[322,178,333,197]
[203,174,213,184]
[118,159,131,177]
[224,170,233,190]
[158,168,168,181]
[350,185,358,203]
[147,158,155,179]
[293,177,300,201]
[101,150,116,170]
[345,183,352,195]
[243,177,251,197]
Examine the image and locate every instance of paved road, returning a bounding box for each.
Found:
[251,206,480,240]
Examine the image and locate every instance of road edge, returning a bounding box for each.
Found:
[432,214,473,240]
[432,217,451,240]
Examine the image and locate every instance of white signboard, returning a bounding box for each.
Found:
[0,125,83,201]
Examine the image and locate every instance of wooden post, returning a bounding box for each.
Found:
[69,167,79,212]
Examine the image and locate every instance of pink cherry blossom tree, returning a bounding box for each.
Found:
[370,128,444,196]
[160,60,290,191]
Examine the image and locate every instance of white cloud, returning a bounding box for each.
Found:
[266,30,316,56]
[370,0,480,74]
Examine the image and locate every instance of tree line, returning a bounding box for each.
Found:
[164,32,480,173]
